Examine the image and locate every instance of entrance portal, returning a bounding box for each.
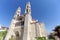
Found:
[15,31,19,40]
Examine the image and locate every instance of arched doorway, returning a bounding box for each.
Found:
[15,31,19,40]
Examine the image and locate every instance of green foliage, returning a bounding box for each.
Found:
[48,33,55,40]
[36,37,46,40]
[0,30,7,40]
[48,25,60,40]
[53,26,60,38]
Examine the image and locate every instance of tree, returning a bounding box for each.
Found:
[48,33,55,40]
[53,26,60,38]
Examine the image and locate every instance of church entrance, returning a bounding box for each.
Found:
[15,31,19,40]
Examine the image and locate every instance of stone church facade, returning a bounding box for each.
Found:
[5,2,47,40]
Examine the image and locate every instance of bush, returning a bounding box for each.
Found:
[36,37,46,40]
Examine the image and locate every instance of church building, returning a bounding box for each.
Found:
[5,2,47,40]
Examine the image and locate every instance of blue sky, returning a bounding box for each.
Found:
[0,0,60,34]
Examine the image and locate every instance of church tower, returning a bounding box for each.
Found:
[23,2,32,40]
[4,2,47,40]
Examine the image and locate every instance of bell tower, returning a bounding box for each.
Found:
[14,7,21,19]
[25,2,31,14]
[5,7,21,40]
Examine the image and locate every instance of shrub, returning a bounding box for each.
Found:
[36,37,46,40]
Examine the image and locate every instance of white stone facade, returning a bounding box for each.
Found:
[4,2,47,40]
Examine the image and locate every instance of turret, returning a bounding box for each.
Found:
[14,7,21,19]
[25,2,31,14]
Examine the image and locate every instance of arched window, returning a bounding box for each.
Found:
[21,21,24,26]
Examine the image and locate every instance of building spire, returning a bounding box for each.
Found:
[25,2,31,14]
[14,7,21,18]
[16,7,21,16]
